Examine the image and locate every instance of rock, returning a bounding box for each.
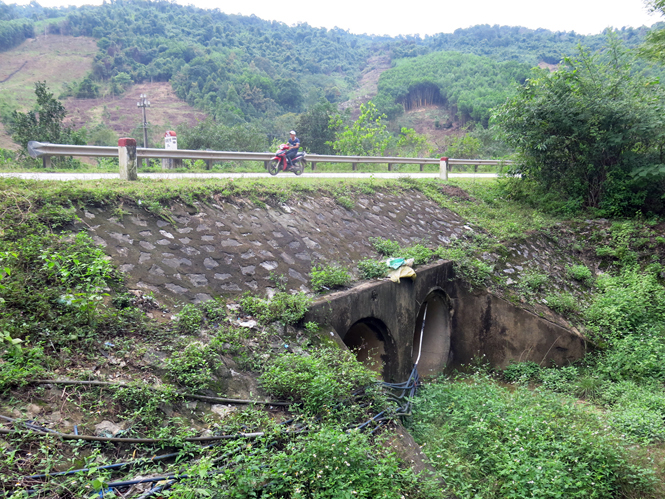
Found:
[26,404,42,417]
[158,402,174,417]
[142,348,167,368]
[211,405,237,419]
[95,420,122,437]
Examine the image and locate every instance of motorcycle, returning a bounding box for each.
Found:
[268,143,307,176]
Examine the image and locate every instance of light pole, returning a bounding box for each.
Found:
[137,94,150,168]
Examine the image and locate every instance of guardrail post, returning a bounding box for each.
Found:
[439,157,449,180]
[42,155,51,169]
[388,163,393,172]
[263,160,269,170]
[118,138,138,181]
[420,163,424,172]
[352,163,357,171]
[311,162,316,171]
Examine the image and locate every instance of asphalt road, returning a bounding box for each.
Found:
[0,172,499,180]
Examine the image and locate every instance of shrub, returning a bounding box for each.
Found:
[369,237,401,256]
[260,347,375,413]
[0,345,45,394]
[165,342,218,391]
[199,298,226,322]
[567,264,593,285]
[402,243,434,265]
[357,258,387,279]
[175,303,204,334]
[521,270,549,291]
[310,264,351,292]
[585,267,665,343]
[539,365,579,393]
[595,331,665,382]
[454,258,494,289]
[544,292,579,315]
[240,292,311,325]
[502,361,541,384]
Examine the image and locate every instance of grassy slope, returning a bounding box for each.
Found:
[0,34,98,149]
[0,35,209,150]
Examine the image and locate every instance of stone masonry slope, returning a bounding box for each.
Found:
[73,191,468,303]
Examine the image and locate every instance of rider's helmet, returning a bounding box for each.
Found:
[289,130,296,135]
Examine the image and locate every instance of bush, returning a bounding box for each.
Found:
[165,342,217,390]
[240,292,311,325]
[567,264,593,285]
[357,258,388,279]
[585,267,665,343]
[310,264,351,292]
[502,361,541,384]
[518,270,549,292]
[369,237,401,256]
[596,330,665,382]
[0,345,45,394]
[494,40,665,216]
[175,303,204,334]
[260,347,375,413]
[539,365,579,393]
[544,292,579,315]
[402,243,434,265]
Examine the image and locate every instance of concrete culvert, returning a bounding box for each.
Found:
[413,291,451,376]
[343,318,389,377]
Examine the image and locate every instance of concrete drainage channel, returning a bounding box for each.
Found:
[304,260,587,382]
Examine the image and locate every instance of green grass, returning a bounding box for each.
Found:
[411,374,658,499]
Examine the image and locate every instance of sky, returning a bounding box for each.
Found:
[14,0,661,37]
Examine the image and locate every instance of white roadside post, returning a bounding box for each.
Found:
[162,130,178,170]
[439,156,449,180]
[118,138,138,181]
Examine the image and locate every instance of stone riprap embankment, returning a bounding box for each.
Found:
[74,191,468,303]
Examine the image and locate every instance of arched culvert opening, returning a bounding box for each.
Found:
[344,318,389,378]
[413,291,451,376]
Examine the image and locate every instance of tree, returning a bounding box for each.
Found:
[329,102,391,156]
[295,99,337,154]
[10,82,86,157]
[493,40,665,215]
[640,0,665,61]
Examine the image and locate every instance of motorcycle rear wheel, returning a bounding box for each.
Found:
[268,159,279,176]
[293,159,305,176]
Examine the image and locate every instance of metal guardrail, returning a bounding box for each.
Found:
[27,141,511,171]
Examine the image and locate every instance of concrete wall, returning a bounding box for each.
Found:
[305,261,586,381]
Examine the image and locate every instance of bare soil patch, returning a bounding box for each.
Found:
[340,54,392,120]
[64,82,208,144]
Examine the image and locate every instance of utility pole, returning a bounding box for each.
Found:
[137,94,150,168]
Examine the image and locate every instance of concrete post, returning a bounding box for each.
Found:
[439,157,449,180]
[118,138,138,181]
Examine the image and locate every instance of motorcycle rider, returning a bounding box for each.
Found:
[286,130,300,167]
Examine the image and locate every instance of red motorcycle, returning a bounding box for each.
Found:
[268,144,307,176]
